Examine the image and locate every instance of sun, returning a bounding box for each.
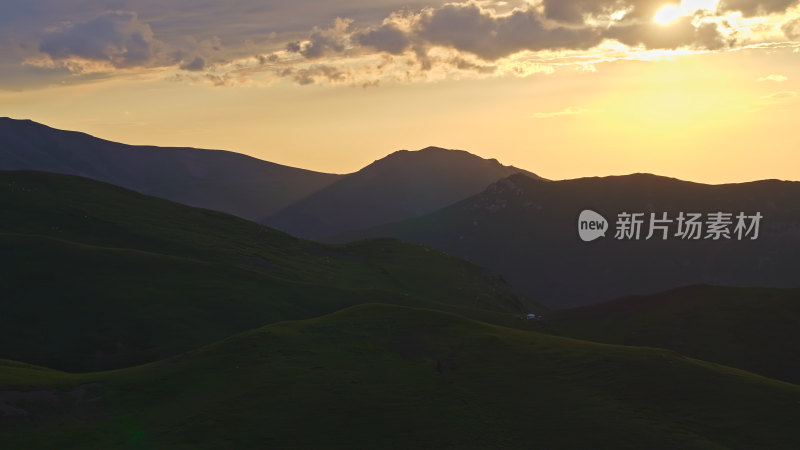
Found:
[653,4,683,25]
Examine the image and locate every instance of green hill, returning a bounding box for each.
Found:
[0,170,537,372]
[1,304,798,449]
[537,285,800,384]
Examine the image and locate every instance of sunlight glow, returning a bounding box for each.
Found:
[654,5,683,25]
[681,0,719,13]
[654,0,719,25]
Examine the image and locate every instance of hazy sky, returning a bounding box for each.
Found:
[1,0,799,182]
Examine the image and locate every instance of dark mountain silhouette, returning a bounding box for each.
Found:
[0,117,341,220]
[264,146,544,238]
[336,173,800,308]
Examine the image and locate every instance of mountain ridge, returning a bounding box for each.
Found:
[264,145,545,238]
[0,117,343,221]
[335,172,800,308]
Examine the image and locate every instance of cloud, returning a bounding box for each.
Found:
[719,0,799,16]
[1,0,794,90]
[783,18,800,39]
[180,56,206,71]
[449,56,497,74]
[758,74,788,81]
[180,2,732,88]
[415,4,606,60]
[540,0,800,24]
[533,106,597,118]
[540,0,666,25]
[606,16,708,50]
[38,11,166,69]
[761,90,798,99]
[286,18,353,59]
[356,23,411,55]
[279,64,351,85]
[347,3,727,65]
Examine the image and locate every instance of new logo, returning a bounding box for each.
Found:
[578,210,608,242]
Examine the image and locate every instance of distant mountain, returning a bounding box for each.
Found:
[337,173,800,308]
[0,118,341,220]
[539,285,800,384]
[264,146,544,239]
[0,170,534,371]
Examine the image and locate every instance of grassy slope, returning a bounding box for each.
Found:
[0,304,798,449]
[537,285,800,384]
[0,171,539,371]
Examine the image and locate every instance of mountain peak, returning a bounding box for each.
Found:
[365,146,544,180]
[267,146,545,238]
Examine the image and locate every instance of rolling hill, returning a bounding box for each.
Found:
[1,304,798,449]
[0,170,537,372]
[0,117,341,221]
[537,284,800,384]
[335,173,800,308]
[264,146,544,239]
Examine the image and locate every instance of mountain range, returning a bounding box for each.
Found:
[4,118,800,310]
[0,118,542,237]
[1,131,800,447]
[338,173,800,308]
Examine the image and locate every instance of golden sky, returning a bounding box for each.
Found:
[1,0,799,182]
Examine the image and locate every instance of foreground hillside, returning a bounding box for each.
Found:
[1,304,798,449]
[538,285,800,384]
[337,173,800,308]
[0,170,534,371]
[0,117,341,220]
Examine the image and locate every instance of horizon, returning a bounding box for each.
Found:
[1,1,798,184]
[3,115,798,185]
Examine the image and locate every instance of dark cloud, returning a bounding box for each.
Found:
[719,0,799,16]
[356,23,411,54]
[0,0,791,89]
[351,3,725,63]
[180,56,206,71]
[449,57,497,74]
[607,16,712,50]
[782,18,800,39]
[286,18,352,59]
[257,53,280,64]
[541,0,668,25]
[695,22,727,50]
[542,0,800,24]
[364,4,607,61]
[280,64,350,85]
[38,11,165,68]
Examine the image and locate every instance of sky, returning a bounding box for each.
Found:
[1,0,799,183]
